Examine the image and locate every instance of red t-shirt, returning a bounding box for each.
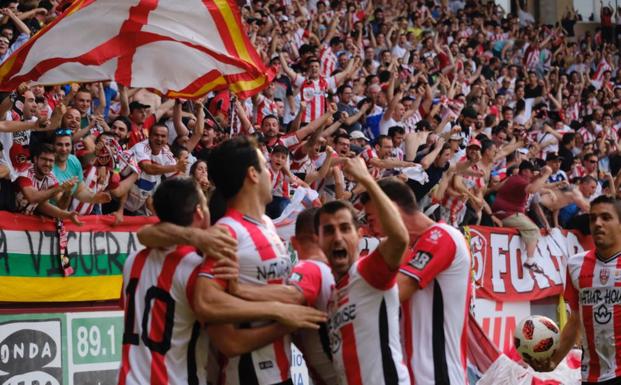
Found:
[128,114,156,148]
[492,174,530,219]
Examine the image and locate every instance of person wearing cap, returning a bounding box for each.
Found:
[440,138,486,226]
[545,152,568,184]
[492,160,553,273]
[350,130,370,147]
[119,86,175,148]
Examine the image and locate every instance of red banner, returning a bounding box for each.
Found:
[467,226,589,302]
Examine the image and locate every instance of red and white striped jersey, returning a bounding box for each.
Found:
[327,249,411,385]
[118,245,208,385]
[319,46,337,77]
[294,75,336,123]
[255,94,279,126]
[71,165,114,215]
[399,223,472,385]
[441,163,485,226]
[15,166,58,215]
[265,132,300,152]
[211,209,293,385]
[592,58,612,83]
[289,260,338,385]
[578,127,597,144]
[269,166,290,199]
[360,147,384,180]
[524,46,540,70]
[564,249,621,383]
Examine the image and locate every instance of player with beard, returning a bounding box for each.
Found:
[315,157,411,385]
[119,177,324,385]
[137,136,326,385]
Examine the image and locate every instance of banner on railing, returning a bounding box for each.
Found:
[0,211,593,304]
[0,213,156,302]
[466,226,588,302]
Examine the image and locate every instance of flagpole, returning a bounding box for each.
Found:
[229,93,237,137]
[202,103,226,133]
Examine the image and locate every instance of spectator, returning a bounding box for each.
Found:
[14,142,79,223]
[125,124,185,215]
[492,161,553,273]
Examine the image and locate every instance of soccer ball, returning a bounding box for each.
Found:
[513,315,560,361]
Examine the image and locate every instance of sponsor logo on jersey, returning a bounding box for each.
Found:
[327,304,357,354]
[580,287,621,306]
[259,360,274,370]
[594,304,612,325]
[256,259,291,282]
[409,251,432,270]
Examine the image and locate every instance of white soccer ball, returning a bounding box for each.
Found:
[513,315,560,361]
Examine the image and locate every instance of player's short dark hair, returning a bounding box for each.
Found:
[360,177,418,215]
[153,177,201,226]
[296,207,319,238]
[314,200,358,234]
[208,136,262,200]
[590,195,621,221]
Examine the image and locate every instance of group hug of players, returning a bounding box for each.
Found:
[117,136,621,385]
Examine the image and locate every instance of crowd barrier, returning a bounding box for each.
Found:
[0,212,591,384]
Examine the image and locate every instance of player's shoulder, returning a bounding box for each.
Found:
[296,259,332,275]
[420,223,461,247]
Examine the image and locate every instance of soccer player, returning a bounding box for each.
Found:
[137,136,324,385]
[361,177,472,385]
[315,157,411,385]
[533,195,621,384]
[121,177,326,385]
[226,207,338,385]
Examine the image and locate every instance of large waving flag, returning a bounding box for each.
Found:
[0,0,274,98]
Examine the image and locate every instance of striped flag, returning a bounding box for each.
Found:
[0,0,273,98]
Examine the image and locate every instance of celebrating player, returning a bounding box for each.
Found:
[534,196,621,384]
[315,157,411,385]
[361,177,472,385]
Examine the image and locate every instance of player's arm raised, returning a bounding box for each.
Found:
[343,157,409,270]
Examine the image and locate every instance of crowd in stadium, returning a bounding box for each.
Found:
[2,0,621,384]
[0,0,618,240]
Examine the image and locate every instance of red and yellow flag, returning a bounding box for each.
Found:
[0,0,273,98]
